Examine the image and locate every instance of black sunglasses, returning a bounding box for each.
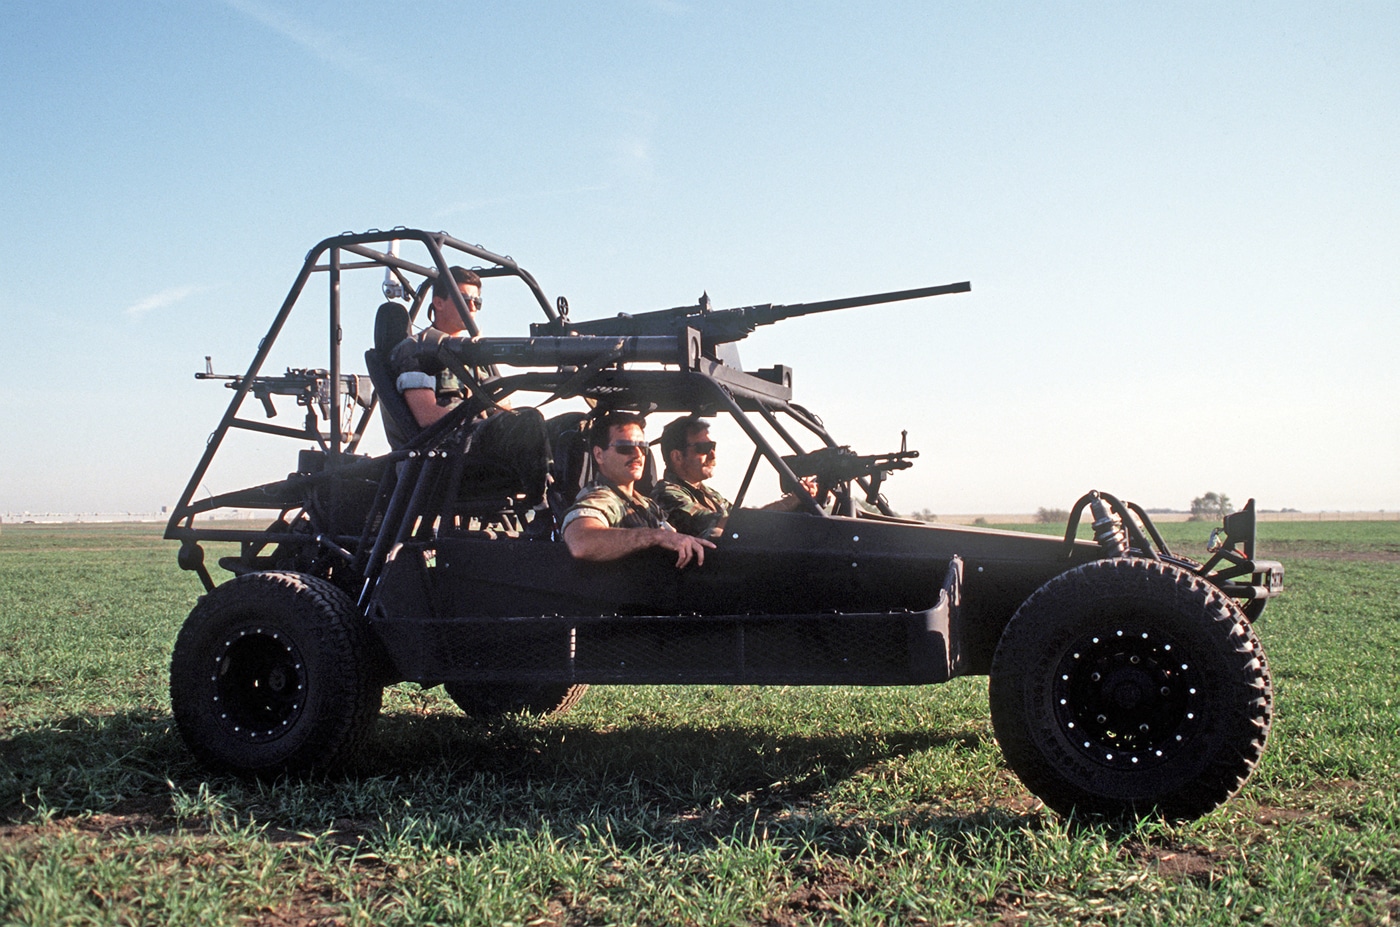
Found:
[686,440,717,455]
[609,440,648,455]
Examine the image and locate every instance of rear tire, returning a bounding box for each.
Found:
[989,557,1271,820]
[444,682,588,719]
[170,572,382,775]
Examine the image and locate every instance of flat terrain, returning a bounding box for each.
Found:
[2,520,1397,925]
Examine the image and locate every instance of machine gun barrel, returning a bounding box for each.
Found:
[429,331,695,370]
[538,280,971,345]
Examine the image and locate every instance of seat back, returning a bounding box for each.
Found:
[365,302,420,450]
[544,411,591,524]
[543,412,660,525]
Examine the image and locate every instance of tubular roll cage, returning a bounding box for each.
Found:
[164,230,908,594]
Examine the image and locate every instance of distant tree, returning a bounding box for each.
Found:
[1036,507,1069,524]
[1190,492,1234,521]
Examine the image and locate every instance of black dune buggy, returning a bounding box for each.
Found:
[166,229,1282,820]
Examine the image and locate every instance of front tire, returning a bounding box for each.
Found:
[989,557,1271,820]
[170,572,383,775]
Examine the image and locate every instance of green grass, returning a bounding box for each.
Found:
[2,521,1398,925]
[992,516,1400,561]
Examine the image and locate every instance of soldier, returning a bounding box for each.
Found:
[652,415,815,538]
[390,266,489,428]
[561,412,715,567]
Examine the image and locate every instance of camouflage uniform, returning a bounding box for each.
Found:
[388,327,492,417]
[651,469,730,538]
[561,481,671,534]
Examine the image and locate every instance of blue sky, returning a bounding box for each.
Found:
[2,1,1396,516]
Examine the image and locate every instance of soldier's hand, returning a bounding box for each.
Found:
[657,530,716,568]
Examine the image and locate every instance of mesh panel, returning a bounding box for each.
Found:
[376,612,925,685]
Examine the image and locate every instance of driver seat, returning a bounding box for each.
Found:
[365,301,421,450]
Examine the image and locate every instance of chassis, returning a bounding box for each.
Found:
[167,229,1282,819]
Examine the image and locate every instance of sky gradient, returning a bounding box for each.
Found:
[2,1,1395,516]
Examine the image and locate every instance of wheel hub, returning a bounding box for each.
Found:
[212,627,306,742]
[1053,628,1203,769]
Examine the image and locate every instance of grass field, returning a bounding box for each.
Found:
[2,520,1397,925]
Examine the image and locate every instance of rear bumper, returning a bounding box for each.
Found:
[1212,558,1285,604]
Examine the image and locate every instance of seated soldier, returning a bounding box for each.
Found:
[652,414,816,537]
[388,266,541,508]
[561,412,715,568]
[389,265,497,427]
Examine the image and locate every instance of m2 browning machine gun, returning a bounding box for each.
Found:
[530,281,972,358]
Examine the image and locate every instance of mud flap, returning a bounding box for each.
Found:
[907,555,965,683]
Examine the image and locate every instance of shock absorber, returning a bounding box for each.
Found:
[1089,494,1130,557]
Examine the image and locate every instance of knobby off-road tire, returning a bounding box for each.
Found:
[443,682,589,719]
[989,557,1272,821]
[170,571,383,776]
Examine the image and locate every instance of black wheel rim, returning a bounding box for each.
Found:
[212,626,306,742]
[1053,627,1204,770]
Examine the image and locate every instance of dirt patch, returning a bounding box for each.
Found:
[247,875,345,927]
[1253,805,1317,826]
[984,889,1030,922]
[1124,840,1216,885]
[0,820,47,845]
[0,793,176,845]
[74,794,174,836]
[767,860,863,924]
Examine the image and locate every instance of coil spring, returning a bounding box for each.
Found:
[1089,497,1130,557]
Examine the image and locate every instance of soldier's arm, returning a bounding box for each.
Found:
[760,477,825,512]
[394,366,455,427]
[403,388,453,427]
[563,517,714,567]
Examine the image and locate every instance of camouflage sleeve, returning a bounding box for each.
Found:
[561,485,627,532]
[653,481,724,538]
[388,335,427,379]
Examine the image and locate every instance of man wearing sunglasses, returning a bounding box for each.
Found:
[390,265,490,428]
[652,415,816,538]
[561,411,715,568]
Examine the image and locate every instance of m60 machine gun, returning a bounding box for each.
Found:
[164,229,1281,824]
[196,360,373,422]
